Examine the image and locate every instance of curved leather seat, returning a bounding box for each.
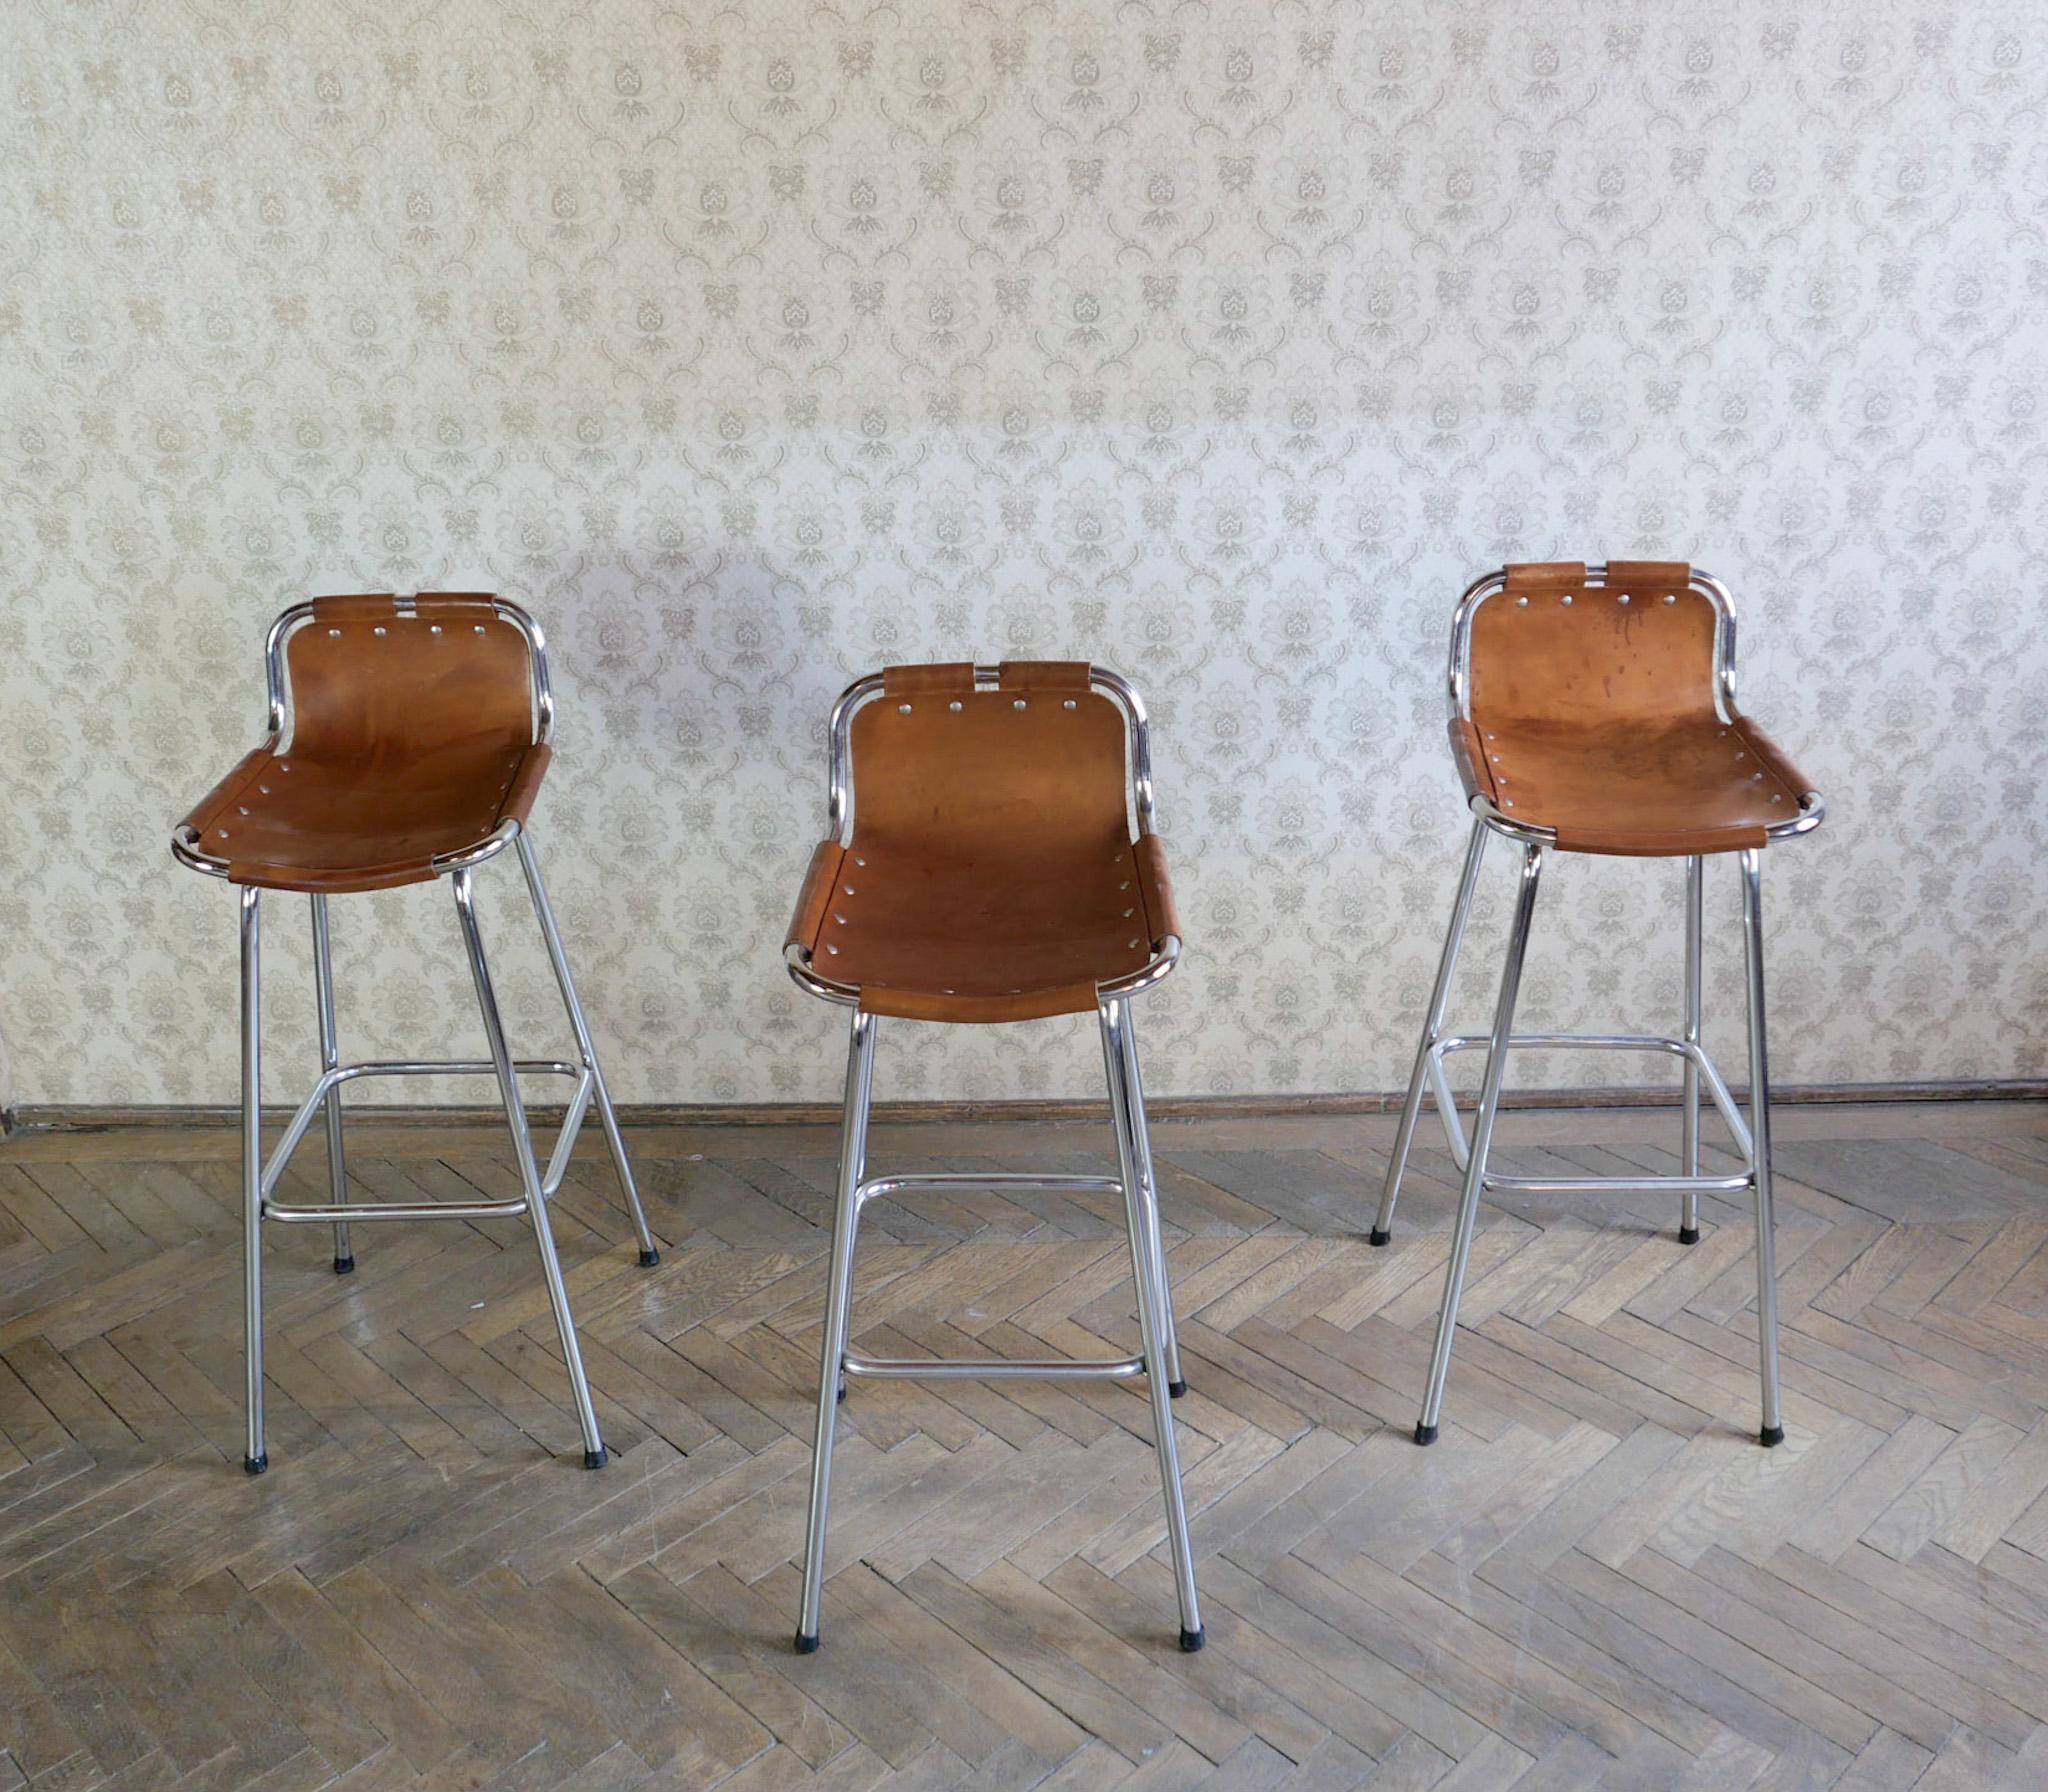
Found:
[1446,560,1818,856]
[178,593,550,892]
[785,661,1180,1023]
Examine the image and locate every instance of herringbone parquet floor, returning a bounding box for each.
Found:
[4,1100,2048,1791]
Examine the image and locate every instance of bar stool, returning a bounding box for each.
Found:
[1375,562,1824,1449]
[782,661,1203,1653]
[172,592,659,1475]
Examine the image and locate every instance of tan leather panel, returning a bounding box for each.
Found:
[794,663,1169,1024]
[786,839,847,956]
[1133,833,1181,947]
[1462,562,1817,857]
[179,592,552,892]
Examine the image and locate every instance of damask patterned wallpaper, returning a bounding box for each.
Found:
[2,2,2044,1108]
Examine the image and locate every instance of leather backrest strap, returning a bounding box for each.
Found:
[1470,561,1714,728]
[282,592,537,762]
[849,661,1131,856]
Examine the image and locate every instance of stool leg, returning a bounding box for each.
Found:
[1678,856,1704,1245]
[1373,820,1489,1246]
[796,1008,878,1653]
[1101,998,1203,1650]
[514,832,660,1268]
[1115,1004,1183,1397]
[1740,849,1785,1447]
[309,895,354,1275]
[1415,841,1543,1446]
[240,886,268,1475]
[451,868,607,1469]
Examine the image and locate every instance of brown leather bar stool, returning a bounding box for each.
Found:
[1375,562,1825,1450]
[172,593,659,1474]
[782,661,1203,1654]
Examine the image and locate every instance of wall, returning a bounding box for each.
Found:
[2,1,2044,1107]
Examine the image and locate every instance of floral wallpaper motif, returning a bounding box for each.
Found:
[1,1,2044,1108]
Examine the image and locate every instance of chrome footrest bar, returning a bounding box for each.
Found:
[260,1059,591,1202]
[1427,1031,1756,1172]
[264,1195,530,1224]
[1480,1172,1753,1197]
[856,1171,1121,1206]
[842,1351,1146,1382]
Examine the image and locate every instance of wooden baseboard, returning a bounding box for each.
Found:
[5,1079,2042,1137]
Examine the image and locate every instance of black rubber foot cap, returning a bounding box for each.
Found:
[243,1453,268,1476]
[1760,1425,1784,1448]
[1168,1380,1188,1400]
[793,1631,819,1654]
[333,1254,355,1275]
[836,1385,847,1404]
[1413,1422,1439,1447]
[1179,1626,1206,1653]
[1678,1226,1700,1246]
[583,1446,609,1470]
[638,1247,660,1268]
[1369,1228,1391,1247]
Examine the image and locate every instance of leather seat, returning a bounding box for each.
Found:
[785,661,1180,1023]
[1447,560,1817,856]
[178,593,550,892]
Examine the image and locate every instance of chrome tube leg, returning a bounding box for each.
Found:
[795,1009,878,1653]
[514,832,659,1268]
[1740,849,1784,1447]
[309,894,355,1275]
[451,868,607,1468]
[1679,855,1704,1245]
[1415,842,1543,1446]
[1372,820,1489,1245]
[1115,1004,1184,1397]
[1102,998,1204,1650]
[240,886,267,1475]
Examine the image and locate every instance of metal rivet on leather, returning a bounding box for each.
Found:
[1617,592,1631,604]
[842,886,856,896]
[1119,880,1129,891]
[374,625,386,636]
[948,700,961,712]
[854,856,866,866]
[430,624,442,634]
[834,913,847,924]
[1013,698,1027,710]
[1516,595,1528,607]
[898,703,912,714]
[1560,593,1572,605]
[1063,698,1077,710]
[1664,593,1677,604]
[826,943,839,955]
[238,806,249,815]
[328,627,341,636]
[473,624,486,633]
[217,829,229,839]
[1127,938,1140,950]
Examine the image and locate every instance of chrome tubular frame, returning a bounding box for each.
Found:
[1379,566,1813,1452]
[214,596,654,1477]
[790,667,1201,1655]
